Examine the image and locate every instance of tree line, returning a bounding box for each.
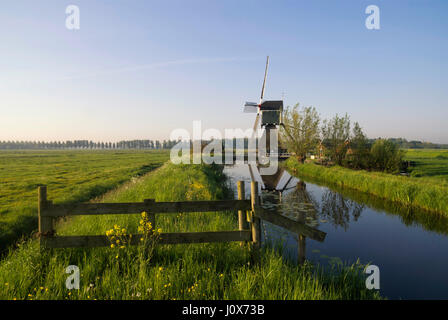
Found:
[386,138,448,150]
[280,104,407,173]
[0,140,179,150]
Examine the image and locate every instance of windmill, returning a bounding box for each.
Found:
[244,56,283,156]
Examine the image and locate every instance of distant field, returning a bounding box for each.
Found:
[404,149,448,181]
[0,150,169,250]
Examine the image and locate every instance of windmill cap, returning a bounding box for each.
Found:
[260,100,283,111]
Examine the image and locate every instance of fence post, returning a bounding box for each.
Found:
[38,186,53,246]
[298,234,306,265]
[237,181,249,231]
[144,199,156,230]
[238,181,249,247]
[250,181,261,263]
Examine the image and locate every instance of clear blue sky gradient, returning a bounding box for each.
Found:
[1,0,447,142]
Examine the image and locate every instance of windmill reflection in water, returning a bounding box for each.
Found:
[249,164,317,264]
[250,164,366,264]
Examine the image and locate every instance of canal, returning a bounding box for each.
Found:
[224,164,448,299]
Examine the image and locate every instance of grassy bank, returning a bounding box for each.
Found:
[0,150,169,250]
[0,162,380,300]
[286,158,448,217]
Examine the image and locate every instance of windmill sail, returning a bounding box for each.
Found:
[260,56,269,101]
[244,102,259,113]
[253,113,260,133]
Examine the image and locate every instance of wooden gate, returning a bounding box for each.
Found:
[37,181,325,249]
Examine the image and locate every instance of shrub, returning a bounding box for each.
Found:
[369,139,404,173]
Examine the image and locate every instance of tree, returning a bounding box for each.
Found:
[321,113,351,165]
[280,104,320,163]
[348,122,370,169]
[370,139,404,173]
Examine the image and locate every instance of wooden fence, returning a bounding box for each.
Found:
[37,181,325,250]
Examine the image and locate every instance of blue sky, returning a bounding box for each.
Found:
[0,0,447,142]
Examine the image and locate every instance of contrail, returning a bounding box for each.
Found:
[59,56,260,81]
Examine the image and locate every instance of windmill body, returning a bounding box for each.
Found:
[244,56,283,157]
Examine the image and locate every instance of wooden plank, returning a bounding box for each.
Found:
[43,235,110,248]
[159,231,251,245]
[254,206,326,242]
[43,231,252,248]
[44,200,251,217]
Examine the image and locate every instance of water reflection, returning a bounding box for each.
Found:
[291,171,448,236]
[280,181,319,225]
[259,167,365,232]
[225,163,448,261]
[223,164,448,299]
[226,164,368,264]
[226,165,326,264]
[318,190,364,231]
[254,165,448,236]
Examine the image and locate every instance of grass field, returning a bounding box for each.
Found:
[0,150,169,250]
[286,153,448,217]
[404,149,448,181]
[0,162,380,300]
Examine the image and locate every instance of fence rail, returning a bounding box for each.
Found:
[254,206,326,242]
[41,231,252,248]
[44,200,251,217]
[37,181,326,255]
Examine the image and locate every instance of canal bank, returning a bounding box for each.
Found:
[285,158,448,216]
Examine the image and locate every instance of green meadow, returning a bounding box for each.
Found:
[404,149,448,181]
[0,150,169,250]
[0,162,380,300]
